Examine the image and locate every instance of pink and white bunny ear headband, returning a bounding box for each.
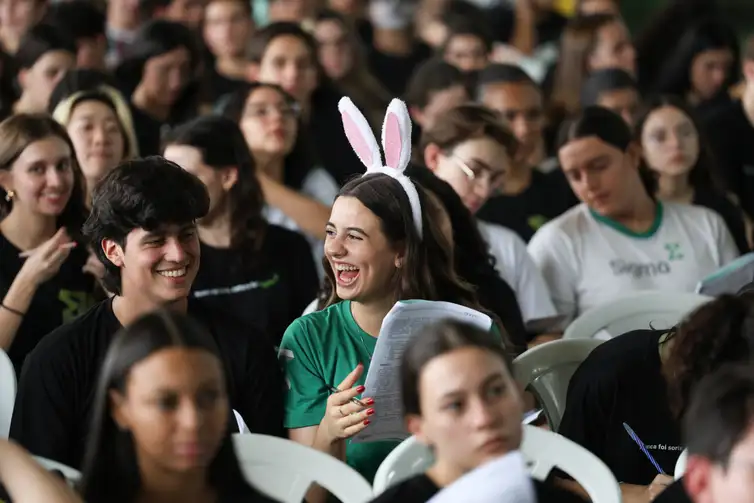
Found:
[338,96,423,239]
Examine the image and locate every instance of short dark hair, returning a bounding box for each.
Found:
[477,63,536,88]
[15,23,76,70]
[44,0,106,41]
[580,68,637,107]
[441,16,494,55]
[404,58,468,109]
[248,21,318,66]
[48,69,118,113]
[82,157,209,295]
[401,320,513,416]
[683,364,754,468]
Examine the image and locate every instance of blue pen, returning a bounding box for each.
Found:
[623,422,666,475]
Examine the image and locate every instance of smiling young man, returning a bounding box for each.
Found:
[9,156,285,469]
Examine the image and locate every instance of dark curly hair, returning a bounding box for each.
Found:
[664,293,754,418]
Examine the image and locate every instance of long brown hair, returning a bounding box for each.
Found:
[0,113,87,236]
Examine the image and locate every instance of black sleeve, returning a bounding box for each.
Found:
[533,479,588,503]
[653,479,694,503]
[9,346,77,467]
[557,360,613,464]
[235,331,286,438]
[287,232,320,320]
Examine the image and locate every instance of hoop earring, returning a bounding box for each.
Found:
[4,190,14,202]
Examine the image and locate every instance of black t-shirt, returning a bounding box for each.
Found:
[206,66,247,107]
[0,233,96,374]
[654,478,693,503]
[370,473,587,503]
[693,187,749,253]
[367,43,432,97]
[9,298,285,470]
[705,100,754,218]
[476,170,576,243]
[128,102,163,157]
[558,330,683,485]
[488,6,567,47]
[191,225,319,345]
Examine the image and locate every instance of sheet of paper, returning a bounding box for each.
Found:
[352,300,492,443]
[428,451,536,503]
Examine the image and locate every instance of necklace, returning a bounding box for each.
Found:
[356,332,374,363]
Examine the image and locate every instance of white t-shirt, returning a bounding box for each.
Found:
[263,167,339,279]
[528,202,739,327]
[477,220,559,330]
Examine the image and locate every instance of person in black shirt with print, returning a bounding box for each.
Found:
[559,294,754,503]
[78,309,278,503]
[371,320,585,503]
[164,115,318,345]
[475,64,576,242]
[10,157,285,470]
[0,114,95,375]
[655,365,754,503]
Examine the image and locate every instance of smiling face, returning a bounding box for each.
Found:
[324,196,403,304]
[640,105,700,178]
[67,100,126,188]
[426,136,511,214]
[111,347,228,473]
[1,135,74,217]
[407,346,524,475]
[559,135,641,217]
[104,222,200,305]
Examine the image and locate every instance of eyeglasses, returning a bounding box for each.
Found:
[448,153,506,191]
[243,103,301,120]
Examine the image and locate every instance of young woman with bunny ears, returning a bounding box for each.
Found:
[279,97,503,493]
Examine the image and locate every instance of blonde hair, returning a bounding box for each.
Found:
[51,85,139,161]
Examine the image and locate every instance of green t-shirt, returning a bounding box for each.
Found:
[279,300,399,482]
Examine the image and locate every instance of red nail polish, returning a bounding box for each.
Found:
[366,408,375,416]
[356,385,365,393]
[366,398,375,405]
[363,419,370,425]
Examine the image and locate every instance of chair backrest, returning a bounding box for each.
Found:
[563,291,712,340]
[302,298,319,316]
[373,427,621,503]
[697,252,754,296]
[674,449,688,480]
[0,349,16,438]
[33,456,81,486]
[512,339,604,431]
[232,434,373,503]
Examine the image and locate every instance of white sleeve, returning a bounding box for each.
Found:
[506,233,559,325]
[301,168,339,206]
[527,224,580,328]
[710,211,741,266]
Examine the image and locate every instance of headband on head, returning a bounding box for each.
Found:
[338,96,423,239]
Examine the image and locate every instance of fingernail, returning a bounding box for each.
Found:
[366,398,374,405]
[363,419,370,425]
[356,385,365,393]
[366,408,374,416]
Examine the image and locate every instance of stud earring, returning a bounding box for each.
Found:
[4,190,14,202]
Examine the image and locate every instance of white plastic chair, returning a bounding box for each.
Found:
[232,434,373,503]
[0,349,16,438]
[674,449,688,480]
[563,291,712,340]
[373,426,621,503]
[513,339,604,431]
[33,456,81,486]
[233,410,249,434]
[302,298,318,316]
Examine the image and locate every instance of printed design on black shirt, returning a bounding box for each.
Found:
[644,443,684,452]
[192,274,280,298]
[665,243,684,261]
[58,289,97,323]
[527,215,548,232]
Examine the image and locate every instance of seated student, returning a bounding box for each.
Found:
[0,114,95,374]
[439,16,493,73]
[404,164,529,352]
[654,365,754,503]
[10,157,285,470]
[280,99,504,496]
[580,68,641,127]
[558,294,754,503]
[636,95,750,254]
[528,107,738,325]
[418,104,559,333]
[474,64,576,242]
[44,0,108,70]
[0,438,83,503]
[370,320,585,503]
[404,58,471,145]
[13,23,76,114]
[78,309,279,503]
[164,115,319,344]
